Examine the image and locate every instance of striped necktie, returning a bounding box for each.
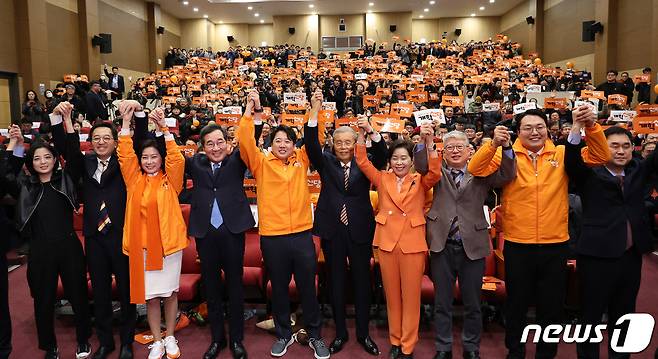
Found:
[98,200,111,234]
[340,164,349,226]
[447,169,463,243]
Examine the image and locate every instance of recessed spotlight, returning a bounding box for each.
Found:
[247,6,253,10]
[489,0,495,2]
[419,15,424,18]
[219,20,224,23]
[479,6,485,10]
[470,13,476,16]
[182,1,189,5]
[254,13,259,17]
[203,14,208,18]
[424,8,429,12]
[309,4,314,8]
[193,7,198,12]
[429,0,435,4]
[260,19,264,23]
[369,2,374,6]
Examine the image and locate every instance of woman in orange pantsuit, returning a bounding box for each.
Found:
[355,122,441,358]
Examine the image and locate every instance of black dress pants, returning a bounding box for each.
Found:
[0,251,10,359]
[27,233,91,351]
[86,229,136,348]
[261,230,322,340]
[196,224,245,343]
[321,224,373,340]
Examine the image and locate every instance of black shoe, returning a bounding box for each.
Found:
[118,344,133,359]
[44,348,59,359]
[433,351,452,359]
[230,341,247,359]
[76,343,92,359]
[357,336,380,356]
[463,351,480,359]
[389,345,402,359]
[329,337,348,354]
[203,341,227,359]
[399,353,413,359]
[91,346,114,359]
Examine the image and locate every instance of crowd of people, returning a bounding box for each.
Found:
[2,35,657,359]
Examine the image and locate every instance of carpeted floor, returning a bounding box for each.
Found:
[7,254,658,358]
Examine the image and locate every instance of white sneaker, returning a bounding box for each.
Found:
[148,340,165,359]
[164,336,181,359]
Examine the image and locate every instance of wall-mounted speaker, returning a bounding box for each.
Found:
[92,33,112,53]
[526,16,535,24]
[289,27,296,34]
[582,20,595,42]
[339,24,346,32]
[389,24,397,32]
[227,35,235,42]
[454,28,462,36]
[157,26,165,34]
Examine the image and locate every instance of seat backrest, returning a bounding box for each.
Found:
[244,229,262,267]
[181,237,200,274]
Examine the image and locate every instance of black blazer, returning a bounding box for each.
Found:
[85,91,108,122]
[185,150,255,238]
[104,68,125,94]
[565,141,656,258]
[304,124,387,243]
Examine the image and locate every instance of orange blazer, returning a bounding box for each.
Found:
[355,144,441,254]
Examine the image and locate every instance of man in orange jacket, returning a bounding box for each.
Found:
[468,105,610,359]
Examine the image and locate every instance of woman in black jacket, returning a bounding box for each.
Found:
[21,90,44,124]
[4,103,91,359]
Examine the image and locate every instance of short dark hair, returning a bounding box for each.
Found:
[603,126,633,142]
[112,66,118,71]
[514,108,547,132]
[387,139,415,162]
[90,80,101,86]
[642,141,656,152]
[643,67,652,73]
[199,123,227,145]
[90,122,118,141]
[270,125,297,144]
[25,141,59,176]
[607,70,618,76]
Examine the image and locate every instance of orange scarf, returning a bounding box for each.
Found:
[128,174,164,304]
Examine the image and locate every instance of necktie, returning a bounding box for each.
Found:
[210,163,224,229]
[98,200,111,234]
[340,165,349,226]
[617,175,633,250]
[448,169,463,243]
[96,160,108,183]
[529,152,539,172]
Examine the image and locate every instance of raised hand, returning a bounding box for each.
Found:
[492,125,511,148]
[310,90,323,114]
[356,114,373,133]
[572,104,596,129]
[150,107,167,130]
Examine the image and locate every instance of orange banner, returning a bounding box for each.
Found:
[281,113,307,127]
[334,117,359,130]
[544,98,569,109]
[581,90,606,100]
[363,95,380,108]
[307,173,322,194]
[390,103,414,118]
[441,95,464,107]
[406,91,429,103]
[370,114,404,133]
[607,94,628,106]
[632,116,658,134]
[214,113,240,126]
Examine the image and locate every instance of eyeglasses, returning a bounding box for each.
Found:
[204,139,226,148]
[520,126,547,133]
[444,144,466,152]
[92,136,114,143]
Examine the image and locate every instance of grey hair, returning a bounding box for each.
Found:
[333,126,358,141]
[442,130,469,144]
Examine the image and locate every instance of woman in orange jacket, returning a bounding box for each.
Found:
[355,121,441,358]
[118,107,188,359]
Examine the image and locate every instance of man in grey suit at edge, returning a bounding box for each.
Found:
[415,125,517,359]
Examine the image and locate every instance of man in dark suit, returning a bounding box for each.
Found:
[184,121,258,359]
[85,81,108,124]
[566,124,655,359]
[415,127,516,359]
[104,65,125,100]
[50,100,145,359]
[0,145,14,359]
[304,91,386,356]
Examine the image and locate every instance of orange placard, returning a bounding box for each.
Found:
[429,93,439,102]
[370,114,404,133]
[214,113,240,126]
[285,103,307,111]
[363,95,380,108]
[318,110,335,123]
[441,95,464,107]
[180,145,197,158]
[581,90,606,100]
[281,113,307,127]
[63,74,76,82]
[161,96,176,104]
[167,87,181,95]
[243,178,257,199]
[376,88,392,97]
[635,104,658,117]
[307,173,322,194]
[607,94,628,106]
[334,117,359,130]
[390,103,414,118]
[634,74,651,83]
[632,116,658,134]
[192,97,206,105]
[544,98,569,109]
[406,91,428,103]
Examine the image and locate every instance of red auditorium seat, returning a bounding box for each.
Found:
[178,237,201,302]
[80,127,91,134]
[180,203,191,228]
[80,141,93,152]
[243,230,264,293]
